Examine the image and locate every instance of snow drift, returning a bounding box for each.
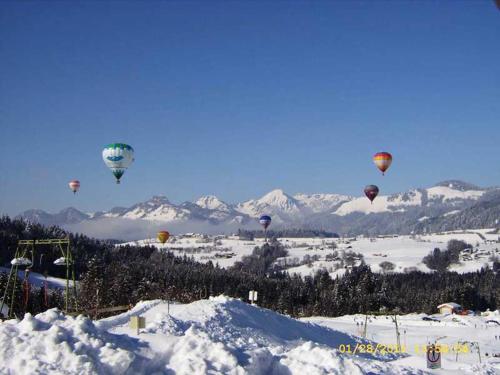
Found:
[0,296,430,374]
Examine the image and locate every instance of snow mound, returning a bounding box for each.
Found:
[99,296,427,374]
[0,309,147,375]
[1,297,431,374]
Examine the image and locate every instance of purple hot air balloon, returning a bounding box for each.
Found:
[364,185,379,204]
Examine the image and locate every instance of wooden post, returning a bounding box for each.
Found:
[394,314,401,351]
[94,289,99,320]
[363,315,368,339]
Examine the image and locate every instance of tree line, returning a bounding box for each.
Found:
[237,228,339,240]
[0,216,498,318]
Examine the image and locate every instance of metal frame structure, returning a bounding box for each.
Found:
[0,239,77,319]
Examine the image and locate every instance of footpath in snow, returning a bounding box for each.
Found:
[0,296,498,374]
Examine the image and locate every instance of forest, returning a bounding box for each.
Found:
[0,216,498,319]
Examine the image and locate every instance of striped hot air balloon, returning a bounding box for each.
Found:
[68,180,80,194]
[364,185,379,204]
[259,215,272,230]
[259,215,272,243]
[157,231,170,244]
[373,152,392,175]
[102,143,135,184]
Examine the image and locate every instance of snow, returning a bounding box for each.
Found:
[55,183,492,226]
[419,231,485,244]
[196,195,231,212]
[0,310,140,374]
[236,189,302,220]
[303,312,500,373]
[427,186,484,202]
[11,257,32,266]
[0,267,69,289]
[437,302,462,309]
[293,193,352,213]
[120,230,500,277]
[122,205,190,222]
[1,297,498,374]
[334,190,423,216]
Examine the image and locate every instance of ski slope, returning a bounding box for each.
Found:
[0,297,498,374]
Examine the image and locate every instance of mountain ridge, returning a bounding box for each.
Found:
[15,180,500,236]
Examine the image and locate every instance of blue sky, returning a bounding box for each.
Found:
[1,1,499,215]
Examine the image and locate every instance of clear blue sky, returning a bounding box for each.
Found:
[1,1,499,215]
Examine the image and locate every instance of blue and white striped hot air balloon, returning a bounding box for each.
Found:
[259,215,272,230]
[102,143,135,184]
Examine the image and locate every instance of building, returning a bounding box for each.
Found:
[437,302,462,315]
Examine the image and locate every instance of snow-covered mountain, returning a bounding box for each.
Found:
[97,195,192,222]
[293,193,352,213]
[236,189,304,224]
[334,189,423,216]
[195,195,231,211]
[16,180,500,237]
[20,207,91,226]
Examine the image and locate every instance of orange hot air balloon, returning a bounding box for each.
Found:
[157,231,170,244]
[68,180,80,194]
[373,152,392,175]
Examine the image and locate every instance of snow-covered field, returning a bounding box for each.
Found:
[120,229,500,277]
[304,311,500,374]
[0,297,498,374]
[0,266,69,289]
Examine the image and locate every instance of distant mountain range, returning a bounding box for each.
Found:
[16,180,500,237]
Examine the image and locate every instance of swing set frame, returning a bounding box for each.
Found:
[0,239,77,319]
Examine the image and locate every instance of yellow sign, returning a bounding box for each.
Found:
[129,316,146,333]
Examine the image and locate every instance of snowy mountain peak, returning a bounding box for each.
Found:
[259,189,297,205]
[195,195,230,211]
[148,195,171,205]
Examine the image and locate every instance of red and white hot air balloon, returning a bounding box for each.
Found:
[373,152,392,175]
[68,180,80,194]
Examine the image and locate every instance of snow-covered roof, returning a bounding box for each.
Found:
[437,302,462,309]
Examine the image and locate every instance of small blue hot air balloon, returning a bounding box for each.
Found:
[259,215,272,230]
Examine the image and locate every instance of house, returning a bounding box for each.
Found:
[437,302,462,315]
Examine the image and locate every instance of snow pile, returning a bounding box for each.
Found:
[4,297,496,374]
[0,309,145,374]
[100,296,425,374]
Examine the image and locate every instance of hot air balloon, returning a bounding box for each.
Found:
[373,152,392,175]
[259,215,271,230]
[157,230,170,244]
[259,215,271,243]
[364,185,379,204]
[102,143,135,184]
[68,180,80,194]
